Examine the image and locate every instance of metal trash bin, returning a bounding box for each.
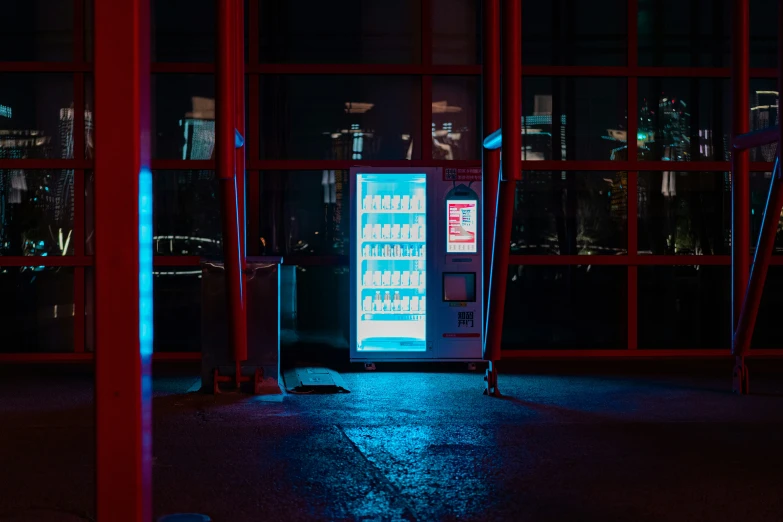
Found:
[201,256,283,393]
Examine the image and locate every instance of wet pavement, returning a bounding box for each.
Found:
[1,365,783,521]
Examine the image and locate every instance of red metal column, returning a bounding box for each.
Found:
[235,0,250,375]
[731,0,750,335]
[481,0,501,395]
[482,0,500,348]
[236,0,247,262]
[484,0,521,396]
[730,0,751,392]
[217,0,248,370]
[94,0,152,519]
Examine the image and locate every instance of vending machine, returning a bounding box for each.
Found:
[349,167,482,362]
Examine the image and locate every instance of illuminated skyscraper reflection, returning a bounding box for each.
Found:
[750,89,779,162]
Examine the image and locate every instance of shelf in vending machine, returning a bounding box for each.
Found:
[361,312,426,319]
[361,285,425,290]
[360,238,425,243]
[359,209,425,215]
[362,256,425,261]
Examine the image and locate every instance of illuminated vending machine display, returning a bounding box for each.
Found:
[350,167,483,362]
[352,171,430,356]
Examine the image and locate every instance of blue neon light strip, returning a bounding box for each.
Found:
[138,167,154,359]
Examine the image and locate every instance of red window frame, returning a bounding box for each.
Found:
[2,0,783,362]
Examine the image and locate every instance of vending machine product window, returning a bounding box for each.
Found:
[354,172,428,353]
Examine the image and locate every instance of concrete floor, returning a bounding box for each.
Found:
[1,363,783,521]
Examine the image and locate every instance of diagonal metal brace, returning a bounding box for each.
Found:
[731,155,782,394]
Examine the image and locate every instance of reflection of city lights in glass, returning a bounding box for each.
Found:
[344,102,374,114]
[153,270,202,277]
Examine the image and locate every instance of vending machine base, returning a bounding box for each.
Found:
[201,257,283,394]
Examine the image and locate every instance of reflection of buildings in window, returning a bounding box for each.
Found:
[326,101,413,161]
[53,105,92,253]
[521,96,566,161]
[321,169,346,253]
[750,90,778,162]
[432,100,468,160]
[328,103,375,161]
[57,107,80,226]
[0,101,54,254]
[638,95,690,163]
[608,171,627,223]
[149,97,220,256]
[181,96,216,161]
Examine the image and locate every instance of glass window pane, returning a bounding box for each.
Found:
[281,266,350,351]
[503,266,627,349]
[433,0,480,65]
[522,77,627,161]
[0,74,75,159]
[0,0,73,62]
[0,267,74,353]
[511,171,628,255]
[85,75,94,160]
[259,0,421,64]
[85,170,94,256]
[85,0,93,62]
[638,171,731,255]
[260,76,421,160]
[0,170,75,256]
[154,267,202,352]
[753,267,783,348]
[432,76,480,160]
[152,74,215,159]
[523,0,627,66]
[751,0,778,68]
[638,0,730,67]
[637,78,731,162]
[256,170,348,256]
[153,171,222,257]
[638,266,730,349]
[750,171,783,254]
[749,79,779,161]
[151,0,215,62]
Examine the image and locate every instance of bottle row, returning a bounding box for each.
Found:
[363,291,426,313]
[362,243,425,259]
[362,223,426,241]
[363,269,426,287]
[362,194,425,212]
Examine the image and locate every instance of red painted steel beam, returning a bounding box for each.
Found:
[732,0,783,373]
[235,0,250,377]
[217,0,248,365]
[731,0,751,337]
[94,0,152,519]
[236,0,247,263]
[484,0,521,373]
[734,126,780,150]
[482,0,500,359]
[238,159,779,172]
[733,157,783,358]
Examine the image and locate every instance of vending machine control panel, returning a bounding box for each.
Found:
[434,168,482,360]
